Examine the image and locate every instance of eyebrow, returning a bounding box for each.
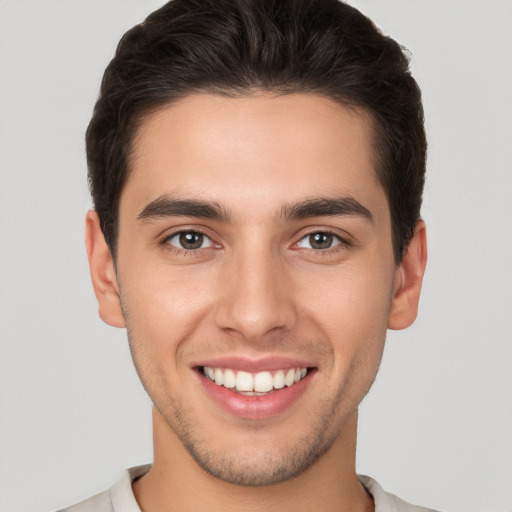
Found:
[137,195,231,222]
[278,197,373,223]
[137,194,373,224]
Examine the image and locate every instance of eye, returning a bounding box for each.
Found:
[296,231,342,250]
[165,230,215,250]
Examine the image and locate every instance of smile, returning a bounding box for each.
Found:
[195,361,316,419]
[202,366,309,395]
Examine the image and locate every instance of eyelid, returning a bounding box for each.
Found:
[291,228,352,251]
[167,231,214,249]
[296,232,341,249]
[160,226,222,252]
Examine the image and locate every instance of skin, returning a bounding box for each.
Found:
[86,93,427,512]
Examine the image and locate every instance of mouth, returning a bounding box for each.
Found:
[200,366,310,396]
[194,362,317,419]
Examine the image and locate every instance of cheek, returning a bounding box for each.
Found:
[298,262,393,365]
[119,262,218,347]
[118,265,217,403]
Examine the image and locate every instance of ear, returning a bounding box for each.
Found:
[85,210,125,328]
[388,220,427,330]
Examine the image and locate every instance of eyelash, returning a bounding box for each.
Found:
[161,230,218,256]
[160,229,351,256]
[294,230,350,253]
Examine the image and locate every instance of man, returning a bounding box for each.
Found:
[62,0,432,510]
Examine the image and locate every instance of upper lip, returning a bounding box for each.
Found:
[191,356,316,373]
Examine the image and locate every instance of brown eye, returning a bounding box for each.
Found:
[310,232,333,249]
[297,232,342,250]
[167,231,212,250]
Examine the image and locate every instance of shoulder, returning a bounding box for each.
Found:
[57,464,151,512]
[57,489,112,512]
[358,475,440,512]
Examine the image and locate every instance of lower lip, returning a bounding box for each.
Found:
[196,370,314,419]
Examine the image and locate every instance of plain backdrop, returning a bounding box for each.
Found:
[0,1,511,511]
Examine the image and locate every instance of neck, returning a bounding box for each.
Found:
[133,407,373,512]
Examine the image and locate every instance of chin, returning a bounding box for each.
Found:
[184,433,333,487]
[159,400,348,487]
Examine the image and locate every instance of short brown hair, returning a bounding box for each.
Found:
[86,0,426,261]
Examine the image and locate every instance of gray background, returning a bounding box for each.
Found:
[1,1,511,511]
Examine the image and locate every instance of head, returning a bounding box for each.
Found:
[86,0,426,263]
[85,0,427,489]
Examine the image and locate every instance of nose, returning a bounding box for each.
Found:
[214,242,297,342]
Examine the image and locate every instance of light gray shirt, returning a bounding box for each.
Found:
[58,465,439,512]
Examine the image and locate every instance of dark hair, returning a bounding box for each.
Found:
[86,0,426,261]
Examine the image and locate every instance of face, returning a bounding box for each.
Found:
[88,93,425,486]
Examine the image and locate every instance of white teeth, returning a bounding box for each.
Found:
[285,368,295,387]
[203,366,309,393]
[273,370,285,389]
[223,369,236,388]
[254,371,273,393]
[214,368,224,386]
[236,371,254,391]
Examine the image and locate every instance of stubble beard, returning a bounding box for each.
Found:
[122,303,384,488]
[160,397,342,487]
[141,358,375,488]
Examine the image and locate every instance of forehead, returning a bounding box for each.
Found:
[123,93,387,223]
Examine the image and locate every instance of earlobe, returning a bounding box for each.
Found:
[388,220,427,330]
[85,210,126,328]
